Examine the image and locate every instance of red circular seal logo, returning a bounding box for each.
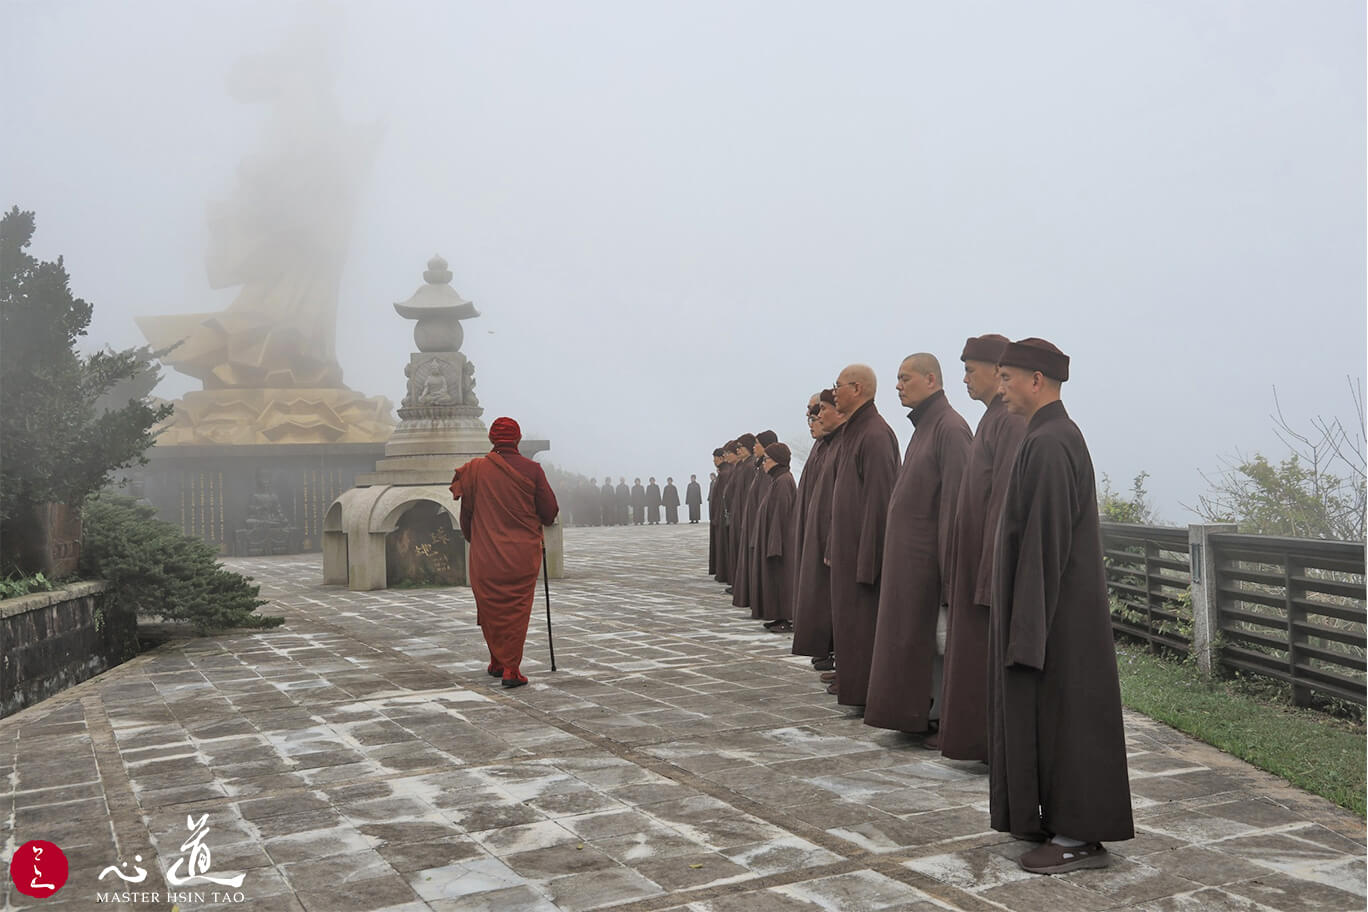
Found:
[10,840,68,898]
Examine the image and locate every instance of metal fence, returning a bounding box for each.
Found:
[1101,523,1193,654]
[1100,522,1367,707]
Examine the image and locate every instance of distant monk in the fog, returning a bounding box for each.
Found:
[631,478,647,525]
[451,417,558,689]
[600,477,616,526]
[616,477,630,525]
[646,477,662,524]
[662,477,681,524]
[685,474,703,523]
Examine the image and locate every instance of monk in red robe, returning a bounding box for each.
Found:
[450,417,559,688]
[990,339,1133,873]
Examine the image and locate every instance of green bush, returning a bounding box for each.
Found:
[80,495,284,634]
[0,571,56,599]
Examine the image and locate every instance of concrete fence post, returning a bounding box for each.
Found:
[1188,523,1237,674]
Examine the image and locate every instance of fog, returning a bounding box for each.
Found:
[3,1,1363,521]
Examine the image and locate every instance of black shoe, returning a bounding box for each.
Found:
[501,676,528,688]
[724,587,733,594]
[812,655,835,671]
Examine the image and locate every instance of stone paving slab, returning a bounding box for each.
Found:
[1,524,1363,911]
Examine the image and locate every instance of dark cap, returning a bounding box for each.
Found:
[757,430,778,447]
[765,442,791,466]
[998,337,1069,382]
[961,333,1010,363]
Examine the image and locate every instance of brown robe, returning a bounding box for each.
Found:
[826,400,900,707]
[791,430,841,657]
[989,400,1134,843]
[727,462,758,598]
[708,467,726,576]
[714,463,738,582]
[755,465,797,621]
[939,395,1025,761]
[864,390,971,733]
[742,466,773,614]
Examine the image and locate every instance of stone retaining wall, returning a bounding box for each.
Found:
[0,581,137,718]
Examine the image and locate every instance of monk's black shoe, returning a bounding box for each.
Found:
[812,655,835,671]
[487,664,504,678]
[501,676,528,689]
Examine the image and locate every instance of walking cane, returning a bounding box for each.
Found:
[542,544,557,671]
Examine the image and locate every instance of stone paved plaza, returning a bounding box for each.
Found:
[2,524,1364,911]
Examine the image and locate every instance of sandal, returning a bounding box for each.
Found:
[1017,841,1110,874]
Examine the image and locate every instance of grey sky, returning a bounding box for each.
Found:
[3,1,1363,520]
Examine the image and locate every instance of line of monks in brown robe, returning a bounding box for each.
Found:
[706,336,1134,874]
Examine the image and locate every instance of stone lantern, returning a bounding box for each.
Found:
[323,257,563,590]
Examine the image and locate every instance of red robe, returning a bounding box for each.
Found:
[452,449,558,678]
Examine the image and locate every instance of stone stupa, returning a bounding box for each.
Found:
[323,257,563,590]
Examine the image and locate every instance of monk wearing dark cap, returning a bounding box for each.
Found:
[826,364,900,708]
[792,389,846,671]
[736,430,779,612]
[938,334,1026,762]
[755,441,797,630]
[990,338,1133,873]
[451,417,559,688]
[865,353,971,736]
[662,477,680,523]
[685,474,703,524]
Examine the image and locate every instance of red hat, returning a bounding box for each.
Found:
[489,416,522,447]
[998,337,1069,382]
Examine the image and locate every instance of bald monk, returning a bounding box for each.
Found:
[755,442,798,630]
[938,335,1026,762]
[791,390,845,667]
[826,364,900,708]
[990,338,1133,873]
[865,353,971,736]
[451,417,559,688]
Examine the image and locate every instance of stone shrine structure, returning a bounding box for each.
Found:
[324,257,564,590]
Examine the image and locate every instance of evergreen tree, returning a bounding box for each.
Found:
[0,206,172,571]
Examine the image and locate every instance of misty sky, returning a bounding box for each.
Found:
[3,1,1364,521]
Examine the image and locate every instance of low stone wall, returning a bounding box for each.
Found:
[0,582,137,718]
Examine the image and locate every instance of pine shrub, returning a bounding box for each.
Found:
[81,495,283,634]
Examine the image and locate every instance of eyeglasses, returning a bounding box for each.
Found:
[833,380,856,390]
